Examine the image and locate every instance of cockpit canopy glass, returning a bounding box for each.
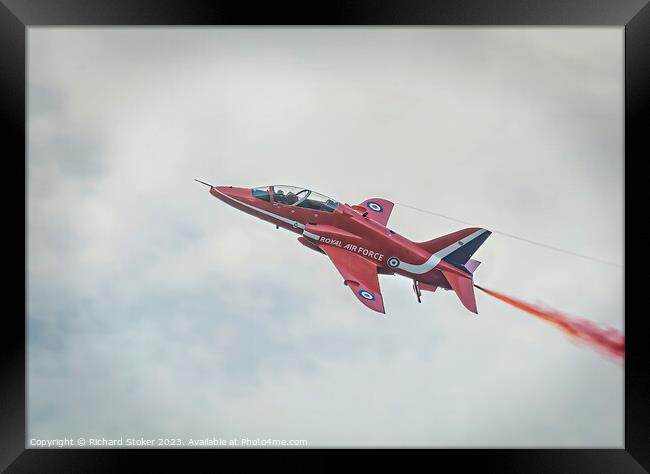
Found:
[270,185,339,212]
[251,186,270,202]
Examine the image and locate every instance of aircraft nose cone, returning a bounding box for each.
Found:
[211,185,250,200]
[210,185,229,198]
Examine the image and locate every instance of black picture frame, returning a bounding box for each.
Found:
[2,0,647,471]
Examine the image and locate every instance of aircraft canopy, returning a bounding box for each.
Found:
[253,185,339,212]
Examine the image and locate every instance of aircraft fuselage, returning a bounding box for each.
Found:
[209,185,460,290]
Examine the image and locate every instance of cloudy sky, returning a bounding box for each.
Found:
[27,28,623,447]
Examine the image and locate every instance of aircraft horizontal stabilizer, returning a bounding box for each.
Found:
[465,259,481,274]
[439,268,478,314]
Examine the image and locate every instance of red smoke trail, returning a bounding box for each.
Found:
[474,285,624,360]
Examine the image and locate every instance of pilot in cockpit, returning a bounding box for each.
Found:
[274,189,299,205]
[274,189,286,204]
[285,192,299,205]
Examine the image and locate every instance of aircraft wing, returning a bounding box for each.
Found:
[319,244,385,314]
[357,198,394,227]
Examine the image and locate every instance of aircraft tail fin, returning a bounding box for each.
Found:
[417,228,491,268]
[416,228,491,314]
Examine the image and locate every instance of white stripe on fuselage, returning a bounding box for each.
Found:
[213,187,485,276]
[212,187,306,230]
[397,229,488,275]
[303,230,321,240]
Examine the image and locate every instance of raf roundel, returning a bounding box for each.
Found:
[387,256,400,268]
[367,201,383,213]
[358,290,376,301]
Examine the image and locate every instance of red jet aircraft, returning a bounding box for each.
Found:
[197,181,491,315]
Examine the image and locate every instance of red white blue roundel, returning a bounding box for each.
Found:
[367,201,383,213]
[387,256,400,268]
[358,289,376,301]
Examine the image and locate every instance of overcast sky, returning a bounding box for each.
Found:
[28,27,623,447]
